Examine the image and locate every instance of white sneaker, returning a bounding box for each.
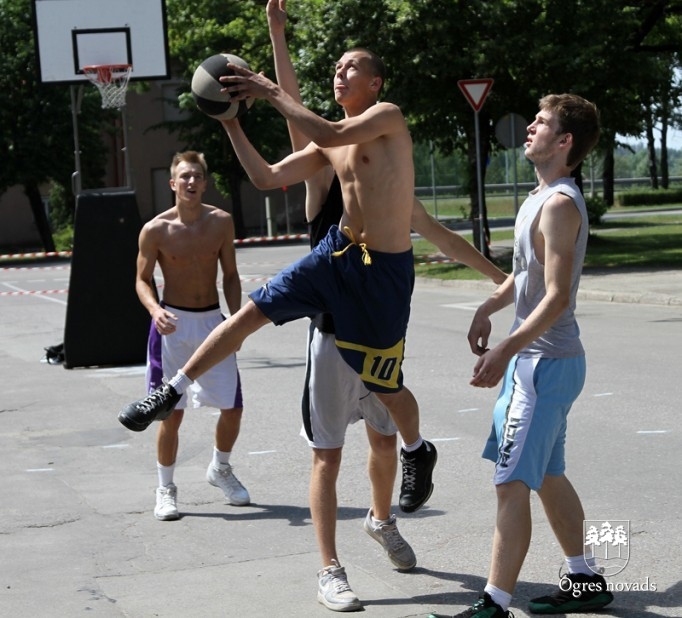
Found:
[317,560,361,612]
[206,463,250,505]
[363,508,416,571]
[154,483,179,521]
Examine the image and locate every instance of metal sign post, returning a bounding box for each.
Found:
[457,78,494,253]
[495,112,528,214]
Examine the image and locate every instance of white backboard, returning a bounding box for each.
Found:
[32,0,170,84]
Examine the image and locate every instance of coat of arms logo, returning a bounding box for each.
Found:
[584,520,630,576]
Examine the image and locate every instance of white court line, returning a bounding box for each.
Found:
[85,366,145,377]
[593,392,613,397]
[26,468,55,473]
[459,407,480,413]
[103,443,130,449]
[249,450,277,455]
[637,430,669,434]
[430,437,461,442]
[442,302,482,311]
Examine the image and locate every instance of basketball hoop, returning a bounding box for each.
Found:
[83,64,132,109]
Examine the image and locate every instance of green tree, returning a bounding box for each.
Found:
[163,0,292,238]
[1,0,107,251]
[162,0,682,242]
[289,0,682,238]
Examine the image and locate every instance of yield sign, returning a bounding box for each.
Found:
[458,78,494,112]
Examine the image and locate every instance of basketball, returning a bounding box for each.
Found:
[191,53,254,120]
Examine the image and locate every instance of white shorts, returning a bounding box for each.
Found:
[146,304,242,410]
[300,324,397,449]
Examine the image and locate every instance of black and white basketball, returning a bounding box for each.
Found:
[191,53,254,120]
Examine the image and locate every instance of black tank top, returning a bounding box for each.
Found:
[308,174,343,248]
[308,175,343,333]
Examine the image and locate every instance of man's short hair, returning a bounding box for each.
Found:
[347,47,386,92]
[170,151,208,178]
[539,94,600,169]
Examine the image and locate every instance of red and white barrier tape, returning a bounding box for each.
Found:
[234,233,309,245]
[0,276,275,297]
[0,234,310,263]
[0,250,72,260]
[2,265,70,272]
[0,289,68,297]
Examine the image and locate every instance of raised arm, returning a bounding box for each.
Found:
[267,0,308,152]
[222,65,405,148]
[220,117,327,190]
[266,0,334,217]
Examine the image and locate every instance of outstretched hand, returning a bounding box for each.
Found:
[220,63,275,102]
[267,0,287,33]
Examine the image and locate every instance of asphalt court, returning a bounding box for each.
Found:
[1,243,680,617]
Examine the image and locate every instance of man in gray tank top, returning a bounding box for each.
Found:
[431,95,604,618]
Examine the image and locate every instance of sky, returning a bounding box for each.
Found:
[618,127,682,150]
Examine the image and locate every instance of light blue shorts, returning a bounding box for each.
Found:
[482,354,586,490]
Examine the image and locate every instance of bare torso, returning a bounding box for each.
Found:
[322,119,415,253]
[148,206,230,308]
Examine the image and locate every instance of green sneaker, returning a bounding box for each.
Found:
[528,572,614,614]
[429,592,513,618]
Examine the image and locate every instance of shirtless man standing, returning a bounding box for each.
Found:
[123,151,249,520]
[119,47,436,514]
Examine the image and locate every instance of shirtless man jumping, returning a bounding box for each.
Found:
[119,47,437,513]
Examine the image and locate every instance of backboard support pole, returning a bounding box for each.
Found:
[70,85,83,196]
[121,105,134,190]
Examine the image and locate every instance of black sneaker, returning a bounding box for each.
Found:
[117,383,180,432]
[528,572,614,614]
[429,592,513,618]
[399,439,437,513]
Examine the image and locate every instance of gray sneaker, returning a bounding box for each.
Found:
[363,508,416,571]
[317,560,361,612]
[154,483,179,521]
[206,463,250,505]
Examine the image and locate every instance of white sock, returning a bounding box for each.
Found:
[212,447,231,470]
[169,370,192,393]
[401,436,424,453]
[566,554,595,576]
[157,462,175,487]
[370,510,391,525]
[484,584,512,611]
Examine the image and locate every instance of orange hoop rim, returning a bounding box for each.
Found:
[82,64,132,83]
[82,63,132,72]
[82,64,132,108]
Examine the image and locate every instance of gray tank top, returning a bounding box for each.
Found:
[511,178,588,358]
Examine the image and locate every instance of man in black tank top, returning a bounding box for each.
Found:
[308,175,342,334]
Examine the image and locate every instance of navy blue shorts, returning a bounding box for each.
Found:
[249,225,414,393]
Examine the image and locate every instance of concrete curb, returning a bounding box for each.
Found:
[415,277,682,307]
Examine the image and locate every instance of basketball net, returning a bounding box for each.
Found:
[83,64,132,109]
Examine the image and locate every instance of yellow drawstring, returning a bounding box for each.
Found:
[331,226,372,266]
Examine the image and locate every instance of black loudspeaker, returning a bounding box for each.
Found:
[63,191,150,368]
